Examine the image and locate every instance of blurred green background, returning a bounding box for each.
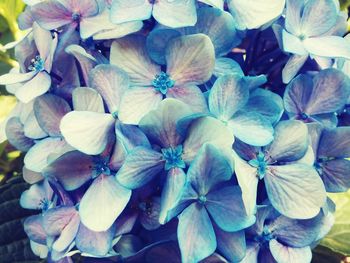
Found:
[0,0,350,262]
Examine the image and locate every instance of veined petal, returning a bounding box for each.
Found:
[92,20,143,40]
[110,35,160,86]
[15,72,51,103]
[23,111,47,139]
[197,0,224,9]
[31,0,73,30]
[153,0,197,28]
[20,180,52,210]
[240,242,260,263]
[110,0,152,24]
[300,0,337,37]
[285,0,303,36]
[79,174,131,232]
[228,111,274,146]
[116,146,164,189]
[208,74,249,121]
[139,98,192,148]
[166,34,215,86]
[283,74,313,115]
[52,212,80,252]
[76,222,115,257]
[43,151,94,191]
[282,55,308,84]
[304,36,350,59]
[0,71,36,85]
[72,87,105,113]
[24,215,47,245]
[24,137,71,173]
[118,87,163,125]
[305,69,350,115]
[227,0,285,30]
[187,144,232,195]
[159,168,187,224]
[282,30,308,56]
[182,117,234,164]
[319,159,350,193]
[5,117,34,152]
[89,64,129,113]
[23,166,43,184]
[166,85,208,114]
[177,203,216,263]
[34,94,71,137]
[269,239,312,263]
[32,23,53,60]
[215,229,246,263]
[266,120,308,163]
[60,111,115,155]
[206,186,256,232]
[43,206,78,236]
[318,127,350,158]
[61,0,99,17]
[265,164,327,219]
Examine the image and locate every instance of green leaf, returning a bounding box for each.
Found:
[312,245,344,263]
[320,191,350,255]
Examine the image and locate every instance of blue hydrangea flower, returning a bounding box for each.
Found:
[110,33,215,124]
[166,144,255,263]
[241,204,333,263]
[284,69,350,128]
[275,0,350,83]
[116,99,234,224]
[233,120,327,218]
[0,24,57,103]
[308,123,350,193]
[110,0,197,28]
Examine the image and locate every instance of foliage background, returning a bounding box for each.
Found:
[0,0,349,262]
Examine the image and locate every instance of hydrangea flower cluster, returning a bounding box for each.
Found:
[0,0,350,262]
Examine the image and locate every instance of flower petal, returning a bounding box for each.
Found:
[159,168,187,224]
[31,0,72,30]
[15,72,51,103]
[282,55,308,84]
[228,111,274,146]
[110,0,152,24]
[304,36,350,59]
[52,212,80,252]
[5,117,34,152]
[34,94,71,137]
[318,127,350,158]
[153,0,197,28]
[60,111,115,155]
[208,74,249,121]
[166,34,215,86]
[89,64,129,113]
[118,87,163,125]
[23,166,43,184]
[116,146,164,189]
[269,239,312,263]
[24,137,71,172]
[187,144,232,195]
[43,151,94,191]
[266,120,308,163]
[72,87,105,113]
[166,85,208,114]
[305,68,350,115]
[282,29,308,56]
[207,186,255,232]
[20,180,52,210]
[265,164,327,219]
[24,215,47,244]
[139,98,192,148]
[110,35,160,86]
[215,229,246,263]
[75,222,115,257]
[177,203,216,263]
[79,174,131,232]
[319,159,350,193]
[0,71,36,85]
[285,0,303,36]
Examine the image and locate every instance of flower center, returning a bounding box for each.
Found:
[28,56,45,72]
[138,201,153,215]
[248,151,267,179]
[255,225,274,244]
[298,34,306,41]
[300,112,309,120]
[198,195,207,205]
[38,198,51,211]
[93,159,111,178]
[152,72,175,95]
[72,12,81,22]
[161,145,186,170]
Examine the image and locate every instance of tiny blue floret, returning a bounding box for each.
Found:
[152,71,175,95]
[161,145,186,170]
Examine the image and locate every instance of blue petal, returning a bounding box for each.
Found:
[24,215,47,245]
[89,64,130,114]
[265,164,327,219]
[72,87,105,113]
[269,239,312,263]
[42,206,78,236]
[43,151,94,191]
[152,0,197,28]
[76,222,115,257]
[139,98,192,148]
[228,111,274,146]
[304,36,350,60]
[206,186,256,232]
[215,228,246,263]
[282,55,308,84]
[34,94,71,137]
[159,168,187,224]
[285,0,303,36]
[266,120,308,162]
[318,127,350,158]
[208,74,249,121]
[23,112,47,139]
[240,242,259,263]
[177,203,216,263]
[5,117,34,152]
[52,212,80,252]
[116,146,164,189]
[79,174,131,232]
[110,0,152,24]
[187,144,232,195]
[20,180,52,210]
[319,159,350,192]
[60,111,115,155]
